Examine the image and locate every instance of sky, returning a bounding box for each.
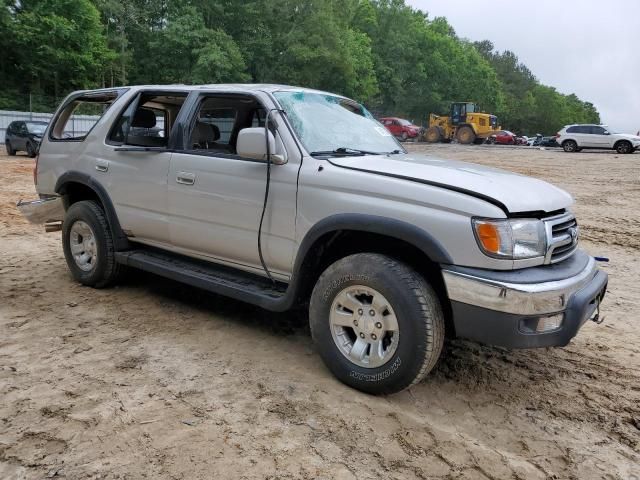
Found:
[407,0,640,134]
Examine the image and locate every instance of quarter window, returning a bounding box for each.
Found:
[50,91,121,141]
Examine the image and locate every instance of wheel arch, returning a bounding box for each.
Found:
[613,139,632,149]
[288,214,454,335]
[55,170,130,250]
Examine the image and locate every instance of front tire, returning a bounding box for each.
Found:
[26,141,36,158]
[309,253,445,394]
[424,127,442,143]
[616,141,632,154]
[62,200,122,288]
[456,126,476,144]
[563,140,578,152]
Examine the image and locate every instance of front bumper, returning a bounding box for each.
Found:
[442,250,608,348]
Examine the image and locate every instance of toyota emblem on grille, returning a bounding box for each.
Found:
[568,226,578,242]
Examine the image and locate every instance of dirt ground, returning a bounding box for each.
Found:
[1,144,639,480]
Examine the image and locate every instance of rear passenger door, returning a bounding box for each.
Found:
[167,92,298,280]
[104,90,188,244]
[574,125,593,147]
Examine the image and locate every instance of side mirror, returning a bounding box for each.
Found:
[603,130,610,135]
[236,128,286,164]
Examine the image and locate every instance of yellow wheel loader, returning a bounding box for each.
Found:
[424,102,500,144]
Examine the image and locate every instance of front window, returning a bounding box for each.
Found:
[397,119,412,126]
[274,91,402,156]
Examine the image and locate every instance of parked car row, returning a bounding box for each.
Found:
[4,120,49,157]
[377,114,638,155]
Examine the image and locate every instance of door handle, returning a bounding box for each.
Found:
[176,172,195,185]
[95,160,109,172]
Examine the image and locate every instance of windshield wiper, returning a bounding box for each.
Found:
[310,147,382,157]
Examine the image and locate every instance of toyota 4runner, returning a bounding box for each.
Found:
[18,85,608,394]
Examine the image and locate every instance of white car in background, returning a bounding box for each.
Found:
[556,124,640,154]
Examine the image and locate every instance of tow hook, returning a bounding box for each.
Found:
[591,295,605,324]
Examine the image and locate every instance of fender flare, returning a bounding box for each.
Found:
[292,213,453,271]
[54,170,130,250]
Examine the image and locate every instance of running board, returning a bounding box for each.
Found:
[115,249,290,310]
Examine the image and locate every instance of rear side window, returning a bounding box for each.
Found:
[566,126,579,133]
[108,91,188,148]
[50,91,122,141]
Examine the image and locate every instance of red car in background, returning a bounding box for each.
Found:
[486,130,519,145]
[379,117,421,141]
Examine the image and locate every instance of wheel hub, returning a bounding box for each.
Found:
[69,220,97,272]
[329,285,399,368]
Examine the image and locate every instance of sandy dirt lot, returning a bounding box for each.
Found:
[1,144,639,480]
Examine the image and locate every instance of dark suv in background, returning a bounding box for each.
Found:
[5,120,48,157]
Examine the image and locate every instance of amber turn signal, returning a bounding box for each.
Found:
[475,222,501,253]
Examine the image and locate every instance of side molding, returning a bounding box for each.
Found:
[55,170,130,250]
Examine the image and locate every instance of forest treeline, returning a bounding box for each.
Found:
[0,0,600,134]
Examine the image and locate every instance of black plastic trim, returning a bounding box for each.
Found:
[293,214,452,265]
[54,171,130,250]
[326,159,509,213]
[115,249,287,310]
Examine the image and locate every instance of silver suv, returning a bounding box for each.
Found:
[557,124,640,154]
[18,85,608,394]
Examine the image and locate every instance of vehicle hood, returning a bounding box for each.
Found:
[329,153,574,214]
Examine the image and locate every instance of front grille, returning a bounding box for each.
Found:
[544,213,579,263]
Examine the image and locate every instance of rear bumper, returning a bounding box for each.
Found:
[442,251,608,348]
[16,196,64,224]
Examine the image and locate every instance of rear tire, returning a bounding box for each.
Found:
[309,253,445,395]
[456,126,476,144]
[616,141,632,154]
[62,200,123,288]
[400,132,408,142]
[563,140,578,152]
[5,141,16,156]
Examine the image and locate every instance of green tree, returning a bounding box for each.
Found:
[1,0,113,109]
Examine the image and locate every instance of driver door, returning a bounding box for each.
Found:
[167,92,298,279]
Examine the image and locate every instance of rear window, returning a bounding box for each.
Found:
[49,91,122,141]
[26,122,47,134]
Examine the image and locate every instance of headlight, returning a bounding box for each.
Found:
[472,218,546,259]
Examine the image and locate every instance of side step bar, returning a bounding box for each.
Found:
[115,249,292,311]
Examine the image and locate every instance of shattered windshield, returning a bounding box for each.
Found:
[274,91,403,156]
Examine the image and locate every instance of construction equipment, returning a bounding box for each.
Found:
[424,102,500,144]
